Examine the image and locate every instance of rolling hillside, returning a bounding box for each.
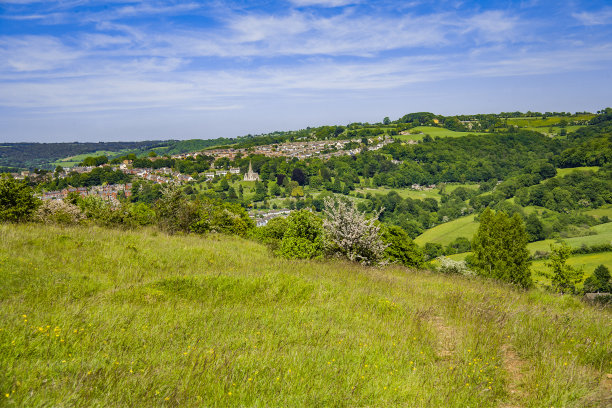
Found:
[1,224,610,407]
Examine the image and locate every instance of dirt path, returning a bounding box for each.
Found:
[499,344,528,408]
[432,316,457,360]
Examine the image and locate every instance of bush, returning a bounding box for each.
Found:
[126,202,156,227]
[471,208,532,288]
[190,200,254,237]
[322,197,387,265]
[251,217,288,251]
[79,196,126,226]
[35,200,84,225]
[0,175,40,222]
[436,256,474,276]
[155,183,199,234]
[583,265,611,293]
[381,225,423,268]
[278,210,323,259]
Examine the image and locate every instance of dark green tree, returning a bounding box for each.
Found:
[381,225,423,268]
[471,209,532,288]
[278,210,323,259]
[0,175,40,222]
[546,243,583,293]
[525,213,545,242]
[582,265,611,293]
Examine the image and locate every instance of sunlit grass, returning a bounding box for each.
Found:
[0,224,610,407]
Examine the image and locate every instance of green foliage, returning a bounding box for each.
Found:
[155,184,200,234]
[545,243,584,294]
[0,175,40,222]
[80,155,109,167]
[278,210,323,259]
[582,264,611,293]
[424,242,444,261]
[381,225,423,268]
[525,213,545,242]
[191,201,254,237]
[127,202,156,226]
[445,236,471,254]
[251,217,288,251]
[518,169,612,212]
[35,199,83,225]
[471,209,532,288]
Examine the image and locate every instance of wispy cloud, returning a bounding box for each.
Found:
[289,0,360,7]
[573,7,612,26]
[1,1,611,141]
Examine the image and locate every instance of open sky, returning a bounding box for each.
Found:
[1,0,611,142]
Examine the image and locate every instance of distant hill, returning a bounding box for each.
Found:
[0,141,166,170]
[0,138,235,170]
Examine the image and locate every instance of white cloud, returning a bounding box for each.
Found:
[289,0,360,7]
[0,36,82,72]
[573,7,612,26]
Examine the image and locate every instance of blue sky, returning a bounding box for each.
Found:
[0,0,611,142]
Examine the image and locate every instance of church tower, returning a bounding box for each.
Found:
[243,160,260,181]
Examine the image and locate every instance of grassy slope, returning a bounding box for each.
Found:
[357,187,442,201]
[1,224,610,407]
[414,215,479,246]
[555,167,600,177]
[51,150,127,168]
[395,126,488,141]
[505,115,594,128]
[532,252,612,279]
[527,222,612,253]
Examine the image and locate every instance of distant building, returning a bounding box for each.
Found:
[243,161,260,181]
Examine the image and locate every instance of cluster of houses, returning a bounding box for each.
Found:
[118,164,193,184]
[39,183,133,201]
[173,136,393,162]
[249,209,292,226]
[203,167,241,181]
[411,184,437,191]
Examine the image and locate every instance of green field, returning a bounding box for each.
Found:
[527,222,612,254]
[585,205,612,220]
[555,166,600,178]
[505,115,594,128]
[357,187,442,201]
[1,224,610,407]
[531,252,612,281]
[394,126,488,141]
[414,215,479,246]
[51,150,127,168]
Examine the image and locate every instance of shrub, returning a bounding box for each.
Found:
[471,208,532,288]
[79,196,126,226]
[436,256,474,276]
[155,183,199,234]
[190,200,254,237]
[322,197,388,265]
[544,243,583,294]
[278,210,323,259]
[381,225,423,268]
[0,175,40,222]
[35,200,84,225]
[251,216,288,251]
[583,265,611,294]
[126,202,156,227]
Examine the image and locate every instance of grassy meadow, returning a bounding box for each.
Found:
[51,150,127,168]
[414,215,479,247]
[1,224,610,407]
[395,126,488,142]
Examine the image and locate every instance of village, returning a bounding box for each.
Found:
[171,135,393,161]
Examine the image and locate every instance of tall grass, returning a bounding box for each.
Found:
[1,224,610,407]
